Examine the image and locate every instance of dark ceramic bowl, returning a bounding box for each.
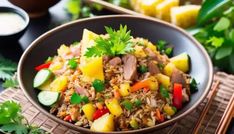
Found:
[18,15,213,134]
[0,6,29,43]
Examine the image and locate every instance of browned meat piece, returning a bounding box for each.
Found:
[148,61,160,75]
[144,48,169,64]
[182,88,190,102]
[171,68,187,88]
[109,57,122,66]
[122,54,137,81]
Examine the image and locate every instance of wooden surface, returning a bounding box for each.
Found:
[0,72,234,134]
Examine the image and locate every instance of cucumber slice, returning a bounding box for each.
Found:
[33,69,53,88]
[38,91,59,106]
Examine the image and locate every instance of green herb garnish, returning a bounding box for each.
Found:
[92,79,105,92]
[0,101,45,134]
[137,65,148,74]
[70,93,89,104]
[85,25,134,57]
[68,58,78,69]
[2,78,18,89]
[160,85,169,98]
[122,100,133,110]
[0,56,17,80]
[134,99,142,107]
[190,78,198,93]
[156,40,173,57]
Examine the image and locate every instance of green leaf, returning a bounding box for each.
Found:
[215,45,232,60]
[187,27,203,35]
[228,29,234,42]
[122,100,133,110]
[160,85,169,98]
[68,58,78,69]
[190,78,198,93]
[0,56,17,80]
[1,124,28,134]
[134,99,142,107]
[229,54,234,73]
[66,0,81,20]
[213,17,230,32]
[0,101,21,124]
[206,36,224,48]
[197,0,232,26]
[85,25,133,57]
[2,78,19,89]
[70,93,82,104]
[92,79,105,92]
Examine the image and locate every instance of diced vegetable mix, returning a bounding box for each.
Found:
[33,25,197,132]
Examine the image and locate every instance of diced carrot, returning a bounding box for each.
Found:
[131,79,151,92]
[96,102,103,110]
[155,108,164,123]
[114,89,121,100]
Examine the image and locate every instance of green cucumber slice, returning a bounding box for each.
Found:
[33,69,52,88]
[38,91,59,106]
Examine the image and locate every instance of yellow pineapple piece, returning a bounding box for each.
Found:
[155,0,179,22]
[138,0,163,16]
[171,5,201,28]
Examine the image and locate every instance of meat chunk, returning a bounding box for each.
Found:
[171,68,187,87]
[144,48,169,64]
[148,61,160,75]
[109,57,122,66]
[122,54,137,81]
[182,88,190,102]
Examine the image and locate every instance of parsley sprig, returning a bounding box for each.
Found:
[84,25,134,57]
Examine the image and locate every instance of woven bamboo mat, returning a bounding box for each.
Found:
[0,72,234,134]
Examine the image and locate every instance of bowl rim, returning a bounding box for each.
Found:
[18,15,213,134]
[0,6,29,36]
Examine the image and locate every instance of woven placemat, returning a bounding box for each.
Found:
[0,72,234,134]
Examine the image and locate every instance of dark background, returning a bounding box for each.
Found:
[0,0,233,133]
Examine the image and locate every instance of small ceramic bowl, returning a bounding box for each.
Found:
[0,6,29,43]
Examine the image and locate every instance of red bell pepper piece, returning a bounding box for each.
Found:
[35,62,51,71]
[64,115,72,122]
[173,83,183,109]
[93,107,109,120]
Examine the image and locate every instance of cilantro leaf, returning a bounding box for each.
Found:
[2,78,19,89]
[213,17,230,32]
[0,101,21,124]
[206,36,224,48]
[0,56,17,80]
[0,124,28,134]
[215,45,232,60]
[85,25,134,57]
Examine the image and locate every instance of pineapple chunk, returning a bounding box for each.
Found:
[119,83,130,97]
[82,103,96,121]
[50,76,68,92]
[164,62,176,76]
[49,62,63,72]
[155,0,179,22]
[170,53,190,73]
[171,5,201,28]
[105,98,123,117]
[91,113,114,132]
[138,0,163,16]
[156,73,170,89]
[57,45,70,57]
[79,29,104,82]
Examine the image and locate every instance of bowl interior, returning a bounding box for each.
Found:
[18,16,213,133]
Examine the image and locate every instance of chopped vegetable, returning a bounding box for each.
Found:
[170,53,190,73]
[82,103,96,121]
[130,79,151,92]
[70,93,89,104]
[85,25,133,57]
[190,78,198,93]
[155,108,164,122]
[137,65,148,73]
[160,85,169,98]
[163,104,175,116]
[163,62,176,76]
[33,69,53,88]
[130,118,139,129]
[64,115,72,122]
[92,79,105,92]
[119,83,130,96]
[91,113,115,132]
[134,99,142,107]
[114,89,121,99]
[105,98,123,117]
[68,58,78,69]
[38,91,59,106]
[50,75,68,92]
[156,74,170,88]
[35,62,51,71]
[173,83,183,109]
[93,107,109,120]
[122,100,133,110]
